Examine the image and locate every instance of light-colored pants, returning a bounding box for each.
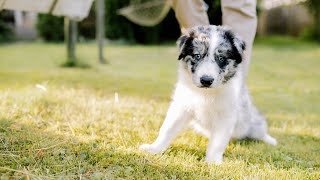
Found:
[171,0,257,74]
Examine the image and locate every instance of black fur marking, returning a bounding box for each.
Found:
[214,53,229,70]
[223,72,236,83]
[177,35,188,48]
[230,45,242,64]
[198,26,204,31]
[191,60,201,73]
[178,36,194,60]
[220,29,243,64]
[191,66,196,73]
[205,27,212,35]
[196,26,211,36]
[239,40,246,51]
[188,54,202,74]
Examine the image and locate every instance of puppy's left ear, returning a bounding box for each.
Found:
[233,36,246,55]
[223,28,246,63]
[177,35,188,49]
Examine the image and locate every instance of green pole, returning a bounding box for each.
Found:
[64,17,77,65]
[96,0,107,64]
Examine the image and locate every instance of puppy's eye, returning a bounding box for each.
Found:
[218,56,224,62]
[193,54,201,61]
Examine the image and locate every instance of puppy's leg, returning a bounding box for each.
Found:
[205,115,235,164]
[140,102,191,154]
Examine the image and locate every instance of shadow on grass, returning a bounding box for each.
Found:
[0,118,207,178]
[165,133,320,171]
[1,117,319,179]
[60,59,91,69]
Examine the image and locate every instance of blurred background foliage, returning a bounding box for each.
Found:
[0,11,14,42]
[0,0,319,44]
[306,0,320,41]
[37,15,64,42]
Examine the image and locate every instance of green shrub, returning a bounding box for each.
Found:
[104,0,181,44]
[306,0,320,42]
[37,12,97,42]
[104,0,135,41]
[79,8,96,40]
[37,14,64,42]
[0,11,14,42]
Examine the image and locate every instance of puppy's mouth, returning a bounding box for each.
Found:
[197,84,214,89]
[199,85,210,89]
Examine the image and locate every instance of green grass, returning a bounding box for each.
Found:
[0,37,319,179]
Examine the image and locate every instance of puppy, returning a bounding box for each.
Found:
[140,25,277,164]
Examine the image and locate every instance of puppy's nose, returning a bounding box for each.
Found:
[200,75,214,87]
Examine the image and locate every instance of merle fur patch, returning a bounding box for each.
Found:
[177,25,246,85]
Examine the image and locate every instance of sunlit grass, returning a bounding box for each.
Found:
[0,38,319,179]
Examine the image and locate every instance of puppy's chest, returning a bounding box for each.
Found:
[191,97,225,125]
[175,84,235,125]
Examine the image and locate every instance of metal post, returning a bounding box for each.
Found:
[96,0,107,64]
[64,17,77,65]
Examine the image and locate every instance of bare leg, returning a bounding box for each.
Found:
[139,102,191,153]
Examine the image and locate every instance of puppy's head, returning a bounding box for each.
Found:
[177,25,246,88]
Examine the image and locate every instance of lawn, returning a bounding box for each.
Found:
[0,37,319,179]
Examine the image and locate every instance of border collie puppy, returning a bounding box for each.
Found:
[140,25,277,164]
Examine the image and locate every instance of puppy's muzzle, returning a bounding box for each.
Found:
[200,75,214,87]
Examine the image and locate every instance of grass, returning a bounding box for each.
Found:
[0,37,319,179]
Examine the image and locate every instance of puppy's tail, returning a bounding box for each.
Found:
[262,134,277,146]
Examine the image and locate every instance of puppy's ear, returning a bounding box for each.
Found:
[224,29,246,54]
[222,28,245,63]
[176,34,194,60]
[177,35,188,60]
[177,35,188,49]
[232,36,246,64]
[233,36,246,55]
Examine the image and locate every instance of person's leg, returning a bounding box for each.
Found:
[221,0,257,75]
[171,0,209,33]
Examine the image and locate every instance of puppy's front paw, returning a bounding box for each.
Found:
[139,144,163,154]
[205,155,223,165]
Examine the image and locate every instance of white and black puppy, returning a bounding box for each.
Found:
[140,25,277,164]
